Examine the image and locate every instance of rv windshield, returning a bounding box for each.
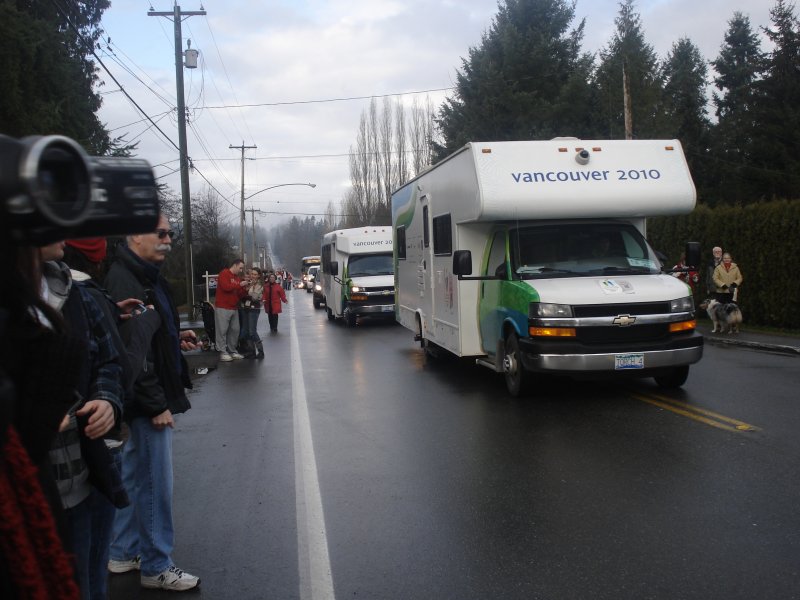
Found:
[510,223,662,279]
[348,253,394,277]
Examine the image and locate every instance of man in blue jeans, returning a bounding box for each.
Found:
[104,214,201,591]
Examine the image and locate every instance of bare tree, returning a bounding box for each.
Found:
[345,95,437,227]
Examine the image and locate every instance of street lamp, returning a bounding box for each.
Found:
[235,182,316,265]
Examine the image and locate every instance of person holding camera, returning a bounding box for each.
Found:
[103,214,201,592]
[1,243,86,600]
[215,259,248,362]
[239,267,265,359]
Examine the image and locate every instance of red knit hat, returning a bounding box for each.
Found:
[65,237,107,263]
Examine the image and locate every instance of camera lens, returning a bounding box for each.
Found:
[21,136,92,227]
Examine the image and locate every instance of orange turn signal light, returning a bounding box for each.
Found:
[669,320,696,333]
[529,327,576,338]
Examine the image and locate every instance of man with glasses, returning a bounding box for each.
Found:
[103,214,201,591]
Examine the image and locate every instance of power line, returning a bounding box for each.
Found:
[200,86,455,109]
[50,0,180,154]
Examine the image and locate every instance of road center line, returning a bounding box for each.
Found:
[289,300,336,600]
[629,392,760,433]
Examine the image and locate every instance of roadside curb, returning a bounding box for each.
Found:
[703,335,800,356]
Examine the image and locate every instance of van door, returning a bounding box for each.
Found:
[479,229,508,356]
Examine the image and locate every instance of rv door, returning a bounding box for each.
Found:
[420,197,434,339]
[479,229,509,356]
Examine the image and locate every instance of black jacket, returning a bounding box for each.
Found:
[104,246,191,420]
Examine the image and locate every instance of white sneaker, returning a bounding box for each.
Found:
[141,565,200,591]
[220,352,233,362]
[231,352,245,360]
[108,556,141,573]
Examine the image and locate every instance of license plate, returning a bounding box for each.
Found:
[382,305,394,313]
[615,353,644,370]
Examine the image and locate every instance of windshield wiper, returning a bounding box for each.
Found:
[517,267,576,277]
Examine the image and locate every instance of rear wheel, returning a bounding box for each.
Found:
[503,334,531,397]
[654,366,690,388]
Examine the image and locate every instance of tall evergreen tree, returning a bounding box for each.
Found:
[0,0,112,153]
[435,0,594,159]
[661,37,711,200]
[709,12,766,204]
[751,0,800,199]
[594,0,666,140]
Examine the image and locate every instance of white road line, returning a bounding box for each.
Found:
[289,300,336,600]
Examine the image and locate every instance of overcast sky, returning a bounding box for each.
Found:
[96,0,775,225]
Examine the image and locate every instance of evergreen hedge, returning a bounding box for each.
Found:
[647,199,800,329]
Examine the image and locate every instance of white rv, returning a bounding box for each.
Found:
[391,140,703,396]
[320,226,394,327]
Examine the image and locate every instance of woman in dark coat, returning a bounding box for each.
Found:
[262,273,288,332]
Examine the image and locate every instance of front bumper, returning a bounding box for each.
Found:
[348,303,395,316]
[518,332,704,372]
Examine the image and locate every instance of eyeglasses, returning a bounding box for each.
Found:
[156,229,175,239]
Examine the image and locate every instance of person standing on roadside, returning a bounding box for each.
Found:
[240,267,265,358]
[104,214,201,592]
[706,246,723,295]
[713,252,743,304]
[214,259,248,362]
[262,272,288,332]
[40,240,124,600]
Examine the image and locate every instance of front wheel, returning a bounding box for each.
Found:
[313,296,321,309]
[503,334,531,397]
[654,365,690,388]
[326,306,334,321]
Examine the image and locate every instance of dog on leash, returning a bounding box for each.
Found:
[699,298,743,334]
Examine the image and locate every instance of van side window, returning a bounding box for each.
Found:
[487,230,507,279]
[397,226,406,260]
[422,205,430,248]
[432,214,452,256]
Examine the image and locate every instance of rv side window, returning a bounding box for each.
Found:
[397,226,406,260]
[432,214,452,256]
[487,230,507,279]
[321,244,332,272]
[423,205,430,248]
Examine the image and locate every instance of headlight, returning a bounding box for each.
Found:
[315,284,322,291]
[351,285,361,293]
[529,302,573,318]
[670,296,694,313]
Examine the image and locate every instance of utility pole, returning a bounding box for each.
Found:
[148,3,206,318]
[244,207,263,267]
[230,142,257,263]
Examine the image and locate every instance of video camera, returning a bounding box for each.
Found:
[0,134,160,245]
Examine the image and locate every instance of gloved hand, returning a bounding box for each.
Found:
[729,282,738,290]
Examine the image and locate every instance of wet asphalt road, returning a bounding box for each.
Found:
[110,290,800,600]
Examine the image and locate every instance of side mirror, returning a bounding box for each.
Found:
[685,242,701,270]
[330,261,339,277]
[453,250,472,276]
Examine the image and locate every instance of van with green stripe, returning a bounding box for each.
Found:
[391,140,703,396]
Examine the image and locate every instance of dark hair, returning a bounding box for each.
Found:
[231,259,244,267]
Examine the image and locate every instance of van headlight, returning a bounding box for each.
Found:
[670,296,694,312]
[529,302,573,318]
[351,285,361,293]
